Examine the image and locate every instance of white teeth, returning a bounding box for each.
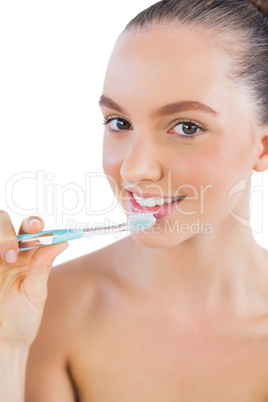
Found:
[133,193,183,207]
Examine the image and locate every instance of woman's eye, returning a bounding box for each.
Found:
[108,118,131,131]
[172,122,200,136]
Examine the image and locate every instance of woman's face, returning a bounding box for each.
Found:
[100,27,260,248]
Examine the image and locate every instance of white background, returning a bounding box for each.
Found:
[0,0,267,266]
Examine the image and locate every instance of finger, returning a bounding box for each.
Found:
[22,242,68,308]
[18,216,45,235]
[0,210,19,263]
[16,217,45,263]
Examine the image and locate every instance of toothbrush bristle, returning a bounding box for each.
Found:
[127,212,156,232]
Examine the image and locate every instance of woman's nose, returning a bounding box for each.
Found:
[120,136,163,184]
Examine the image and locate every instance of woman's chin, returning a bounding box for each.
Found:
[129,227,194,249]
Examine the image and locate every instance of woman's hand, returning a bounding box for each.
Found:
[0,211,68,350]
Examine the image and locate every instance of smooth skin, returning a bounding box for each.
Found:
[2,26,268,401]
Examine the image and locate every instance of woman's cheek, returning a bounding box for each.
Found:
[173,149,233,219]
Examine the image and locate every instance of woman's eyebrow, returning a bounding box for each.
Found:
[152,100,220,117]
[99,95,126,114]
[99,95,219,117]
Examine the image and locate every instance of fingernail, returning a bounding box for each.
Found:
[56,244,68,256]
[28,218,41,226]
[5,249,17,264]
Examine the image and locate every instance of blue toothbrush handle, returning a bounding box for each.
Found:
[17,229,86,251]
[16,213,156,251]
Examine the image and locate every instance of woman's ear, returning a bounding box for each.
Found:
[253,130,268,172]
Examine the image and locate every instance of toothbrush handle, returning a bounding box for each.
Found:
[17,229,87,251]
[17,223,127,251]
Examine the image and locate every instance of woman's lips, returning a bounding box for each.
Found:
[127,191,185,220]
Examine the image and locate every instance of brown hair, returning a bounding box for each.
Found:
[248,0,268,17]
[125,0,268,126]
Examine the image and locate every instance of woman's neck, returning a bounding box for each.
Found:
[135,215,267,316]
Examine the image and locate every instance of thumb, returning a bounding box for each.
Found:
[22,242,68,309]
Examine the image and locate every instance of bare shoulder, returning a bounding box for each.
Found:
[26,235,139,400]
[52,234,140,292]
[44,237,136,318]
[35,234,140,341]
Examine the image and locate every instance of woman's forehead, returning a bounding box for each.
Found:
[106,28,229,83]
[102,28,255,126]
[104,29,232,102]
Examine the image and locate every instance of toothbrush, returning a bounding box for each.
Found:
[17,212,156,251]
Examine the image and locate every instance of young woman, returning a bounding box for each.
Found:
[1,0,268,400]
